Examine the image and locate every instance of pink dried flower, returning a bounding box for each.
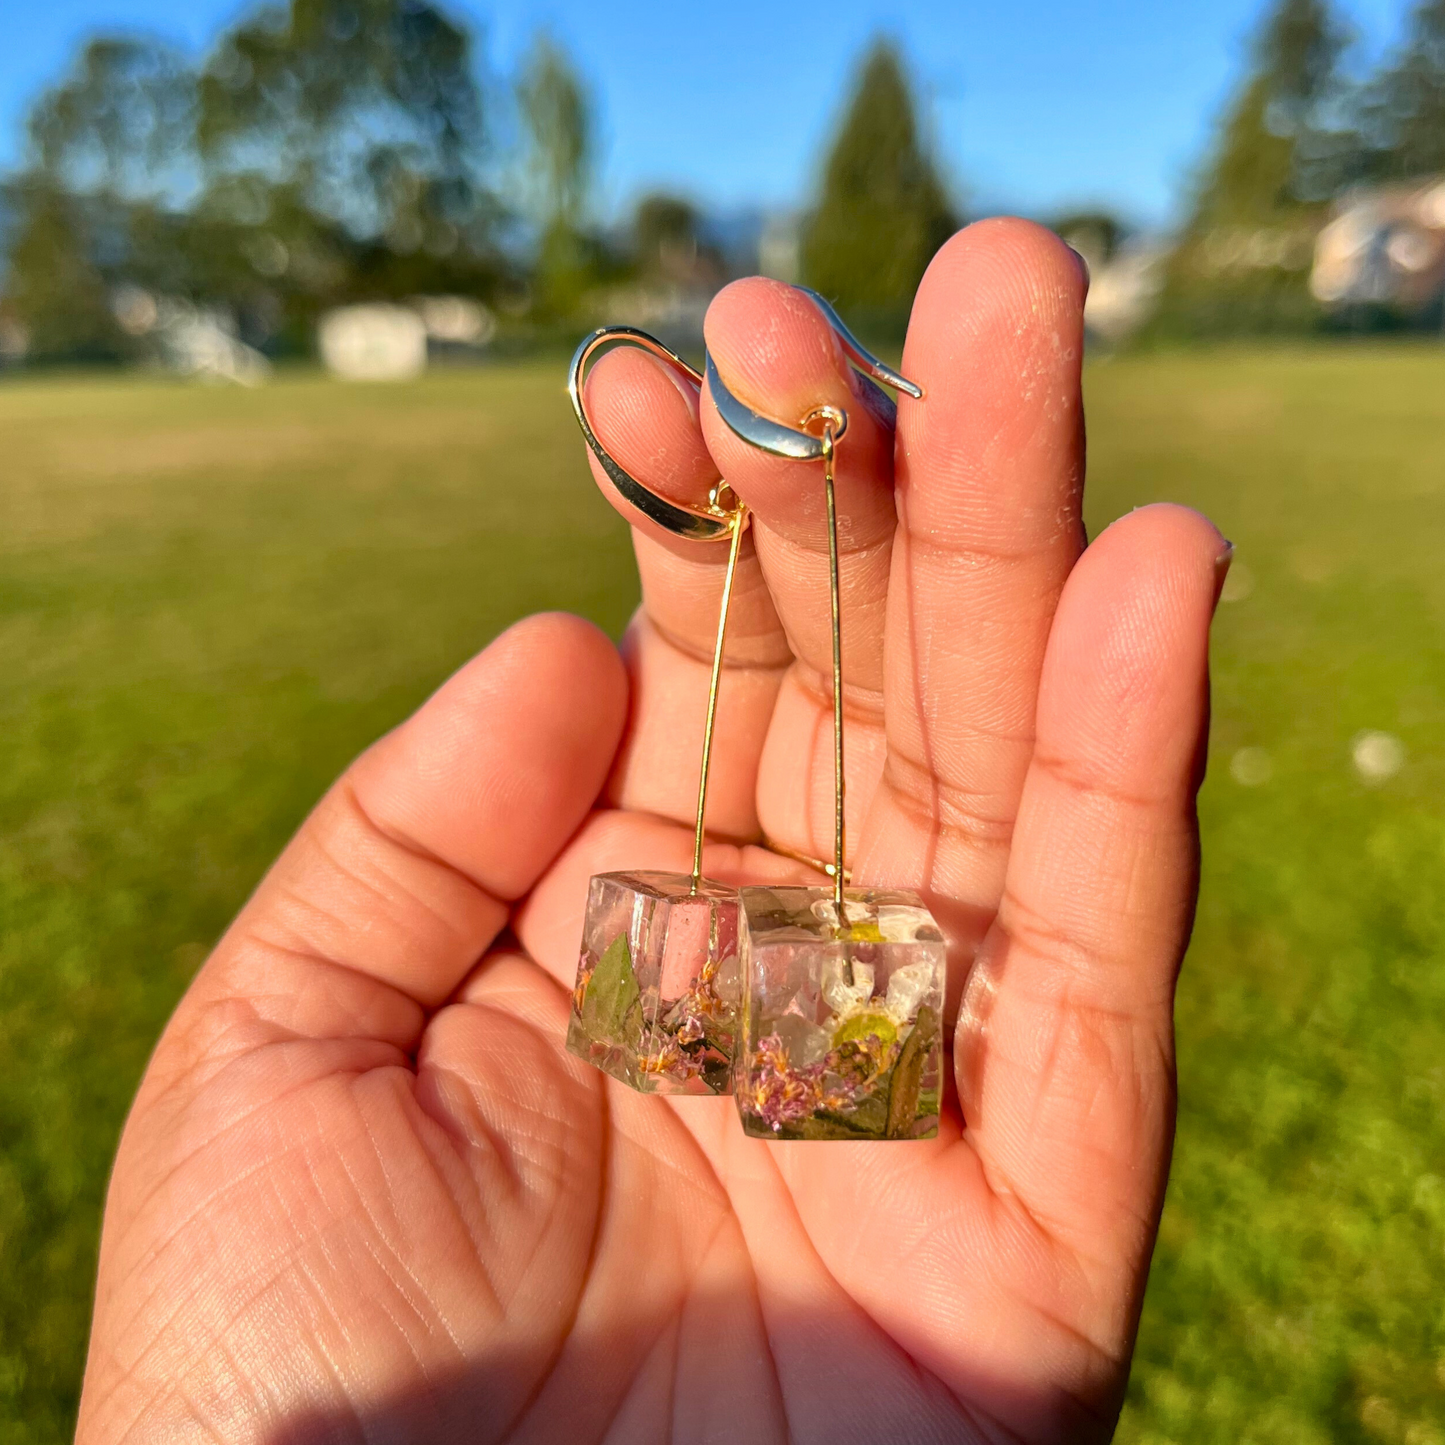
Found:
[637,1030,683,1077]
[747,1033,826,1131]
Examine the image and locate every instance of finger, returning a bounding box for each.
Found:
[959,504,1226,1324]
[859,220,1089,962]
[583,346,791,841]
[699,278,899,862]
[581,345,720,550]
[183,613,628,1049]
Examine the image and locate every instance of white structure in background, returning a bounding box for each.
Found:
[112,285,271,385]
[591,282,711,342]
[0,314,29,366]
[412,294,496,348]
[317,297,496,380]
[161,308,271,384]
[318,303,428,381]
[1312,178,1445,314]
[1081,238,1168,343]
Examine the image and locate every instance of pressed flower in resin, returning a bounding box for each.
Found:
[735,886,945,1139]
[566,871,740,1095]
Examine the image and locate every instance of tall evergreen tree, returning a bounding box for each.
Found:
[1152,0,1345,338]
[801,40,955,321]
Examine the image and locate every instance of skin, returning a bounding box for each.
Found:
[76,220,1230,1445]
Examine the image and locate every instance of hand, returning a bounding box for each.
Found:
[77,220,1227,1444]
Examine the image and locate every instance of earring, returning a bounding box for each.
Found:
[563,327,749,1096]
[708,293,947,1141]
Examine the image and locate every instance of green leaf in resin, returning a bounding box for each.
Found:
[886,1004,938,1139]
[582,933,642,1049]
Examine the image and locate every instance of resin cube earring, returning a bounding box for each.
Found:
[563,326,749,1095]
[708,292,947,1140]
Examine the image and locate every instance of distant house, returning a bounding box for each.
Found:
[1311,178,1445,316]
[317,297,496,381]
[1082,237,1169,344]
[1056,217,1169,344]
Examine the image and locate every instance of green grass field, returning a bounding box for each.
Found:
[2,347,1443,1442]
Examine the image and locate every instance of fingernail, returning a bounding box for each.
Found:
[658,354,702,422]
[1212,541,1235,604]
[1065,243,1091,297]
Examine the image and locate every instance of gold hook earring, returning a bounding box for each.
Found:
[707,306,947,1141]
[564,327,748,1097]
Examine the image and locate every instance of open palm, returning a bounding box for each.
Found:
[78,221,1226,1444]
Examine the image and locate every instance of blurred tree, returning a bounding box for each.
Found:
[28,35,196,200]
[1,3,508,362]
[1150,0,1346,338]
[517,33,589,227]
[1050,210,1129,282]
[800,39,955,325]
[517,33,600,319]
[1354,0,1445,178]
[633,193,697,275]
[2,35,198,360]
[3,182,119,360]
[198,0,488,247]
[193,0,503,341]
[1051,211,1125,261]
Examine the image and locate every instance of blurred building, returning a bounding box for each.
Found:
[1311,179,1445,316]
[317,297,496,380]
[1082,237,1169,343]
[112,286,271,385]
[317,304,427,381]
[1056,215,1168,344]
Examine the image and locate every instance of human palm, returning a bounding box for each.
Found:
[78,222,1227,1444]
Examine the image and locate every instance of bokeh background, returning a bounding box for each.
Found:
[3,0,1445,1439]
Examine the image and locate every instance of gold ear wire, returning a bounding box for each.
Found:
[569,327,740,542]
[792,286,924,400]
[567,325,749,894]
[705,322,923,905]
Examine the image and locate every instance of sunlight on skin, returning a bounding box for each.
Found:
[76,219,1228,1444]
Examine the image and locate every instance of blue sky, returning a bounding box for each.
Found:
[0,0,1415,229]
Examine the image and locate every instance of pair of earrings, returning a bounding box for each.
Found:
[564,294,946,1141]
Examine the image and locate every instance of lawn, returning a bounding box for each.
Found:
[2,346,1443,1442]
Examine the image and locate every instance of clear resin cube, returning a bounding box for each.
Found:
[735,886,945,1140]
[566,871,740,1095]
